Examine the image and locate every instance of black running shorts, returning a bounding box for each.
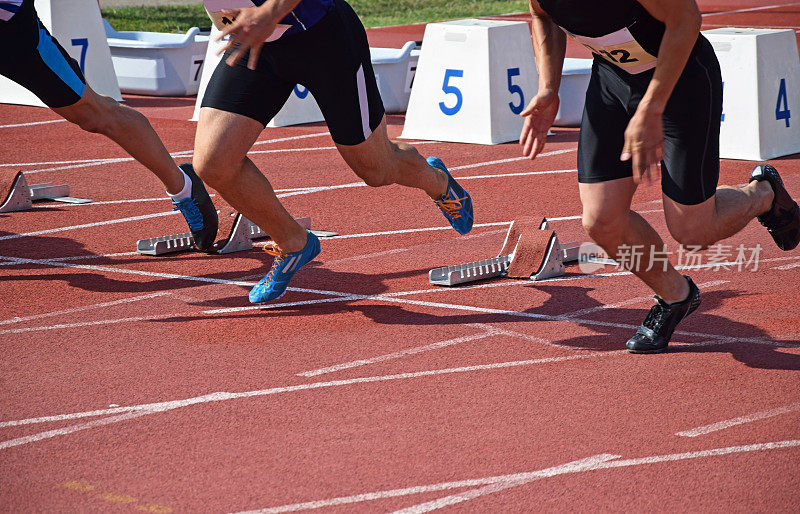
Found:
[202,0,385,146]
[577,36,723,206]
[0,0,86,108]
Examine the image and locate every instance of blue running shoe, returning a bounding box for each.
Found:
[428,156,473,235]
[249,230,321,303]
[172,163,218,252]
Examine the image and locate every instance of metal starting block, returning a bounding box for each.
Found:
[0,171,90,213]
[430,217,573,286]
[137,214,314,256]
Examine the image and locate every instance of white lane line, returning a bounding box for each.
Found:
[0,291,174,326]
[0,119,67,129]
[448,148,576,171]
[560,280,729,320]
[676,402,800,438]
[4,250,800,351]
[702,2,800,17]
[297,323,500,377]
[19,131,332,174]
[0,210,178,241]
[0,350,625,430]
[0,313,182,335]
[239,439,800,513]
[392,455,619,514]
[0,251,138,266]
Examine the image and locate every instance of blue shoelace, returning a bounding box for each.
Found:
[172,198,204,231]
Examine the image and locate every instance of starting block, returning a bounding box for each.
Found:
[430,217,568,286]
[137,210,313,256]
[0,170,91,213]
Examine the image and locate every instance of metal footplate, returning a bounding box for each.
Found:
[137,215,314,256]
[429,255,513,286]
[0,171,90,212]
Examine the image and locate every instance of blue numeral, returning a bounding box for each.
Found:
[294,85,309,99]
[71,38,89,73]
[507,68,524,114]
[439,69,463,116]
[776,78,791,127]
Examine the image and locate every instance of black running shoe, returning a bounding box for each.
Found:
[750,164,800,251]
[172,163,218,252]
[626,276,701,354]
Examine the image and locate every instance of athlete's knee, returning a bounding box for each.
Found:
[192,151,243,188]
[582,210,627,247]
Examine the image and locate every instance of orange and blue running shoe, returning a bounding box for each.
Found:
[249,230,321,303]
[428,156,473,235]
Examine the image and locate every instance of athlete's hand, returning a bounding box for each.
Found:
[621,106,664,184]
[218,6,279,70]
[519,90,559,159]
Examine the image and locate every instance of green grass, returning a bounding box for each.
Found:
[101,0,527,33]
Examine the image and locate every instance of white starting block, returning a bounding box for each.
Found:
[554,58,592,127]
[0,0,121,107]
[401,19,538,145]
[0,171,90,213]
[104,21,210,97]
[704,28,800,160]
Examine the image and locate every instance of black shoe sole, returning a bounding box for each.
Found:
[751,164,800,251]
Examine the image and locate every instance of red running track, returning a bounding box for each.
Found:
[1,1,799,512]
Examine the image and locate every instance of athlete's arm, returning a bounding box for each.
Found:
[219,0,303,70]
[622,0,702,183]
[520,1,566,160]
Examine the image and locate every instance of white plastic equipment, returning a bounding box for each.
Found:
[371,41,420,113]
[554,58,592,127]
[400,19,538,145]
[0,0,121,107]
[103,21,210,96]
[703,28,800,160]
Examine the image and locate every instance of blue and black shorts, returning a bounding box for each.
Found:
[0,0,86,108]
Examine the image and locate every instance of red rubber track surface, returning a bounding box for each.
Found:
[1,2,799,512]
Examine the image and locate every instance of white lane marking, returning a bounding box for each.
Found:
[297,323,500,377]
[0,313,182,335]
[4,250,800,351]
[392,455,619,514]
[459,168,575,180]
[239,439,800,513]
[0,251,138,266]
[560,280,729,320]
[0,119,67,129]
[676,402,800,437]
[448,148,576,171]
[19,131,332,174]
[0,351,625,430]
[0,291,174,326]
[0,210,178,241]
[702,2,800,17]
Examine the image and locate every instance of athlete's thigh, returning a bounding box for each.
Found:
[660,39,722,207]
[577,62,633,186]
[0,1,86,108]
[201,50,294,128]
[292,0,385,146]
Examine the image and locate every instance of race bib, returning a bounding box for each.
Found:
[203,0,290,42]
[564,27,657,74]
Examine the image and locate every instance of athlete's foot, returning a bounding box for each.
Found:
[249,230,321,303]
[750,164,800,251]
[428,156,474,235]
[172,163,219,252]
[626,276,701,354]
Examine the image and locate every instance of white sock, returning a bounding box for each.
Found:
[168,167,192,202]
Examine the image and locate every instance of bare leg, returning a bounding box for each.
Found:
[335,117,447,199]
[580,178,690,303]
[193,108,308,252]
[663,181,774,247]
[52,86,184,193]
